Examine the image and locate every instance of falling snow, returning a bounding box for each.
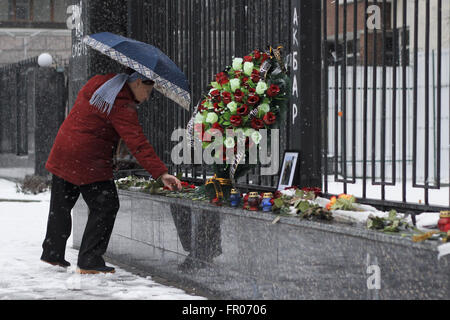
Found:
[0,178,206,300]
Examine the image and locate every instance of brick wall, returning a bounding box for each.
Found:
[0,29,71,66]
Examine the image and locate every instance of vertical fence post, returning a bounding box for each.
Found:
[289,0,322,188]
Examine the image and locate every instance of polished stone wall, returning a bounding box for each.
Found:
[73,191,450,300]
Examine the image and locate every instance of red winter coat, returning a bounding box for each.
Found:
[45,73,168,186]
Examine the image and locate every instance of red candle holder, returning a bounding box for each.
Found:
[438,211,450,232]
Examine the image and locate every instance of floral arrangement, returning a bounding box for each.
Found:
[188,46,291,202]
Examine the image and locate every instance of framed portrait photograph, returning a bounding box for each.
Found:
[277,151,300,191]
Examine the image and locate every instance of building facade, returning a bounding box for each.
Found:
[0,0,72,66]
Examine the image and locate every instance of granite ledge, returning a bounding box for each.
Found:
[117,190,441,253]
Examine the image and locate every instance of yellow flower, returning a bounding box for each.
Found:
[338,193,353,200]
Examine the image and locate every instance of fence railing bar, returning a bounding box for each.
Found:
[424,0,430,204]
[412,0,418,188]
[334,0,339,183]
[323,0,329,194]
[436,0,442,190]
[371,0,378,186]
[351,0,357,185]
[391,0,398,188]
[402,0,408,203]
[341,0,348,191]
[381,0,387,200]
[363,0,369,198]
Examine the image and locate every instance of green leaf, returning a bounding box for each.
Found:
[388,209,398,220]
[296,201,310,213]
[273,198,284,209]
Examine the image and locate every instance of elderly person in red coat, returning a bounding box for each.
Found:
[40,68,182,274]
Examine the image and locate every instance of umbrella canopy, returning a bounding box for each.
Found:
[83,32,191,110]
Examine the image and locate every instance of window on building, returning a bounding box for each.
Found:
[2,0,70,24]
[33,0,51,22]
[15,0,31,20]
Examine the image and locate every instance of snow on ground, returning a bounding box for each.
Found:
[0,178,206,300]
[325,177,449,207]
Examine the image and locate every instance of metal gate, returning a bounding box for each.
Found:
[127,0,449,211]
[322,0,449,211]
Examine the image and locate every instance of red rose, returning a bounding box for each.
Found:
[216,72,229,85]
[210,90,220,98]
[230,115,243,127]
[218,77,229,85]
[251,69,260,82]
[247,94,260,106]
[253,50,261,60]
[274,191,282,199]
[243,55,253,62]
[237,104,249,116]
[263,112,276,125]
[222,91,232,104]
[234,70,242,78]
[262,53,270,62]
[211,122,224,134]
[189,185,196,189]
[267,84,280,97]
[233,89,245,103]
[213,102,222,112]
[251,118,265,130]
[181,181,189,187]
[248,88,256,94]
[302,187,322,197]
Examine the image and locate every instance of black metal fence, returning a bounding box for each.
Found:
[0,57,67,176]
[0,57,38,155]
[322,0,449,211]
[126,0,449,211]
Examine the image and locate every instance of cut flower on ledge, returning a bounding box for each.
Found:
[326,194,357,211]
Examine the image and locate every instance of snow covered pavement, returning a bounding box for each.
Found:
[0,178,206,300]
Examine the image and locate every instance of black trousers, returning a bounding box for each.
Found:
[41,174,120,268]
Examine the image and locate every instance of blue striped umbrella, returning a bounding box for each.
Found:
[83,32,191,110]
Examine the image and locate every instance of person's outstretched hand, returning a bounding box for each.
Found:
[160,173,182,191]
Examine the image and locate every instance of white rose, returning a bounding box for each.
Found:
[194,112,206,124]
[243,62,254,76]
[227,101,237,114]
[258,103,270,114]
[205,112,218,124]
[229,78,240,92]
[232,57,243,70]
[255,81,268,95]
[244,128,255,137]
[251,131,262,145]
[224,137,235,149]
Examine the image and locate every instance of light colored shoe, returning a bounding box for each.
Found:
[76,266,115,274]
